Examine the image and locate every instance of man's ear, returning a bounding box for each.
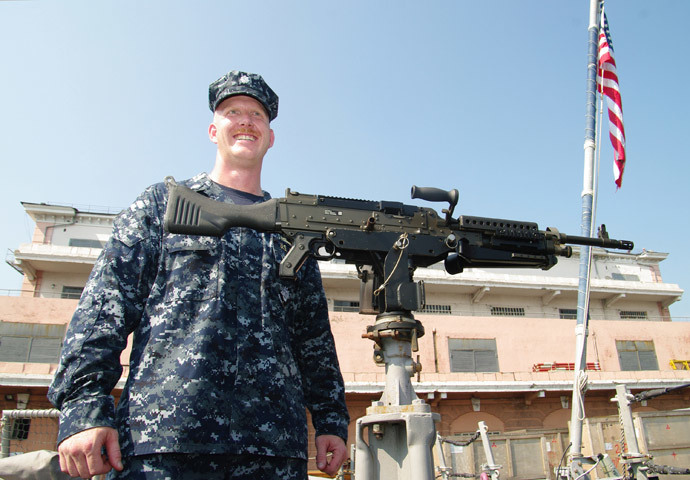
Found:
[268,129,275,149]
[208,122,218,144]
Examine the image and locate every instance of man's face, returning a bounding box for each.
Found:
[209,95,275,164]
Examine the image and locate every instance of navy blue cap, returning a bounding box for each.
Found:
[208,70,279,121]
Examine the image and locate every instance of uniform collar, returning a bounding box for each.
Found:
[186,172,271,201]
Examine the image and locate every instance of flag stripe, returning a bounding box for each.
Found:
[596,5,627,188]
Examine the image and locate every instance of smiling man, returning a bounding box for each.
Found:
[207,73,276,195]
[48,71,349,480]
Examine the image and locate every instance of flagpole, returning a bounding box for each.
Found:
[568,0,601,475]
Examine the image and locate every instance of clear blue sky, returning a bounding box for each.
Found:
[1,0,688,319]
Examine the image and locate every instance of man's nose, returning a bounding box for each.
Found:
[238,112,254,125]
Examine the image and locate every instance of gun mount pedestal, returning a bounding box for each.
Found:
[355,312,440,480]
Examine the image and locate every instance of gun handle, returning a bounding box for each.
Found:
[411,186,459,208]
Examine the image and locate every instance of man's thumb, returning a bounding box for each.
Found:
[105,429,123,471]
[316,451,326,470]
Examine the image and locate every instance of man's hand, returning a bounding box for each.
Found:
[315,434,347,477]
[58,426,123,478]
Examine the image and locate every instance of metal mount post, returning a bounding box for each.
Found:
[478,421,501,480]
[612,384,654,479]
[355,311,440,480]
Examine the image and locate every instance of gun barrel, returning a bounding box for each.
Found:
[560,234,633,251]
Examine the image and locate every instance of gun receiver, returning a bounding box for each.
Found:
[164,179,633,313]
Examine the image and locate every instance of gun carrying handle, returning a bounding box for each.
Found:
[411,185,459,223]
[411,186,459,208]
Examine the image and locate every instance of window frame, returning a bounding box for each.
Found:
[616,340,659,371]
[448,338,499,373]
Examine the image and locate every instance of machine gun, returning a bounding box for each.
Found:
[163,179,631,315]
[163,177,633,480]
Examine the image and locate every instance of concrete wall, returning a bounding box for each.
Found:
[329,311,690,376]
[0,297,77,325]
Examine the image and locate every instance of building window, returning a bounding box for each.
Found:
[619,311,648,320]
[61,286,84,300]
[559,309,578,320]
[616,340,659,371]
[10,419,31,440]
[449,338,499,372]
[490,306,525,317]
[0,323,65,364]
[333,300,359,312]
[0,336,63,363]
[0,336,31,362]
[611,273,641,281]
[69,238,105,248]
[420,304,452,315]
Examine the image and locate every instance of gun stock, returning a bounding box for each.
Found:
[164,182,279,236]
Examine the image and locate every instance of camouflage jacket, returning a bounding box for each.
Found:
[48,173,349,459]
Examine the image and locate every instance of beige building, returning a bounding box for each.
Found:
[2,202,689,475]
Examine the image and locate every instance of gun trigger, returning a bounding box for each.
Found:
[278,232,322,279]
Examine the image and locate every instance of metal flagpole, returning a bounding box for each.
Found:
[568,0,601,476]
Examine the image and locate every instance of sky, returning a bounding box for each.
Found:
[1,0,688,319]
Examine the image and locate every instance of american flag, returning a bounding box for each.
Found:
[597,5,626,188]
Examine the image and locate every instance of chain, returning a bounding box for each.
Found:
[438,431,481,447]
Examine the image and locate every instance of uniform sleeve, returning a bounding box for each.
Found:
[47,186,164,444]
[290,258,350,442]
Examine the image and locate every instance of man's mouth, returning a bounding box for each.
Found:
[233,130,258,141]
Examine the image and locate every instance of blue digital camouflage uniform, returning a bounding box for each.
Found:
[47,172,349,461]
[110,452,307,479]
